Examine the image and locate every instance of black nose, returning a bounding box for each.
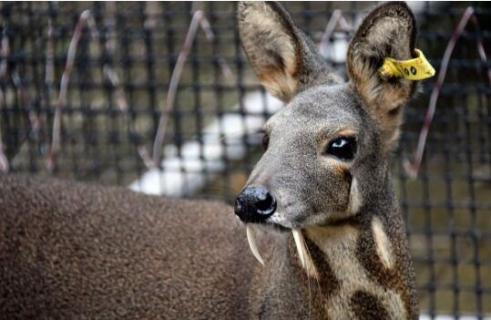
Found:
[234,186,276,223]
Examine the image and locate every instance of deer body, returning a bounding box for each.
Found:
[0,175,415,319]
[1,2,424,319]
[0,175,257,319]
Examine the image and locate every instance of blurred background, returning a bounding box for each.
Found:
[0,2,489,318]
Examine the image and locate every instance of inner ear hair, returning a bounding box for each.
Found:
[347,2,418,149]
[238,2,339,103]
[238,2,301,101]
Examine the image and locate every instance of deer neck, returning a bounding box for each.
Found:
[293,202,417,319]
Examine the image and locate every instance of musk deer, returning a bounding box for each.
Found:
[0,2,427,319]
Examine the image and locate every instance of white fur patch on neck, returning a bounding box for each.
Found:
[306,226,406,319]
[371,216,395,270]
[347,177,362,214]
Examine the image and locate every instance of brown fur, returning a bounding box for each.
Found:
[0,2,422,319]
[351,290,390,320]
[0,174,254,319]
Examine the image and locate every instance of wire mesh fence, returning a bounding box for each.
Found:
[0,2,490,318]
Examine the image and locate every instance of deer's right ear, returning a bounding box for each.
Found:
[238,2,333,102]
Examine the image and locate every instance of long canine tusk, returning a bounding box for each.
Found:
[292,229,307,268]
[246,225,265,265]
[292,229,318,278]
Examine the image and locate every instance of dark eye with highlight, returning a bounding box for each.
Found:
[325,136,357,160]
[262,132,270,150]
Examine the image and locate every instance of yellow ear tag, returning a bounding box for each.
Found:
[379,49,435,81]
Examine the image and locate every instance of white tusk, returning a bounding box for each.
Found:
[246,225,265,265]
[292,228,318,278]
[292,229,307,268]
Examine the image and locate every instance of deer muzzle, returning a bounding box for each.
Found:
[234,186,276,223]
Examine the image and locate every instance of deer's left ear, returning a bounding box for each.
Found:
[347,2,417,148]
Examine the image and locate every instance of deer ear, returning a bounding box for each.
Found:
[238,1,336,102]
[347,2,417,148]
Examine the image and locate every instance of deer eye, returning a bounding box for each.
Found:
[325,136,357,160]
[262,132,270,150]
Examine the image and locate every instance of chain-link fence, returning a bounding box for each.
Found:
[0,2,490,318]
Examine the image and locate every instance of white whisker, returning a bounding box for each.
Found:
[246,225,265,265]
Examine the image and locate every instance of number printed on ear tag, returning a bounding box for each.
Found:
[379,49,436,81]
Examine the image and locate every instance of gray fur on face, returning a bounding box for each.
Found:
[240,2,418,230]
[247,84,385,229]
